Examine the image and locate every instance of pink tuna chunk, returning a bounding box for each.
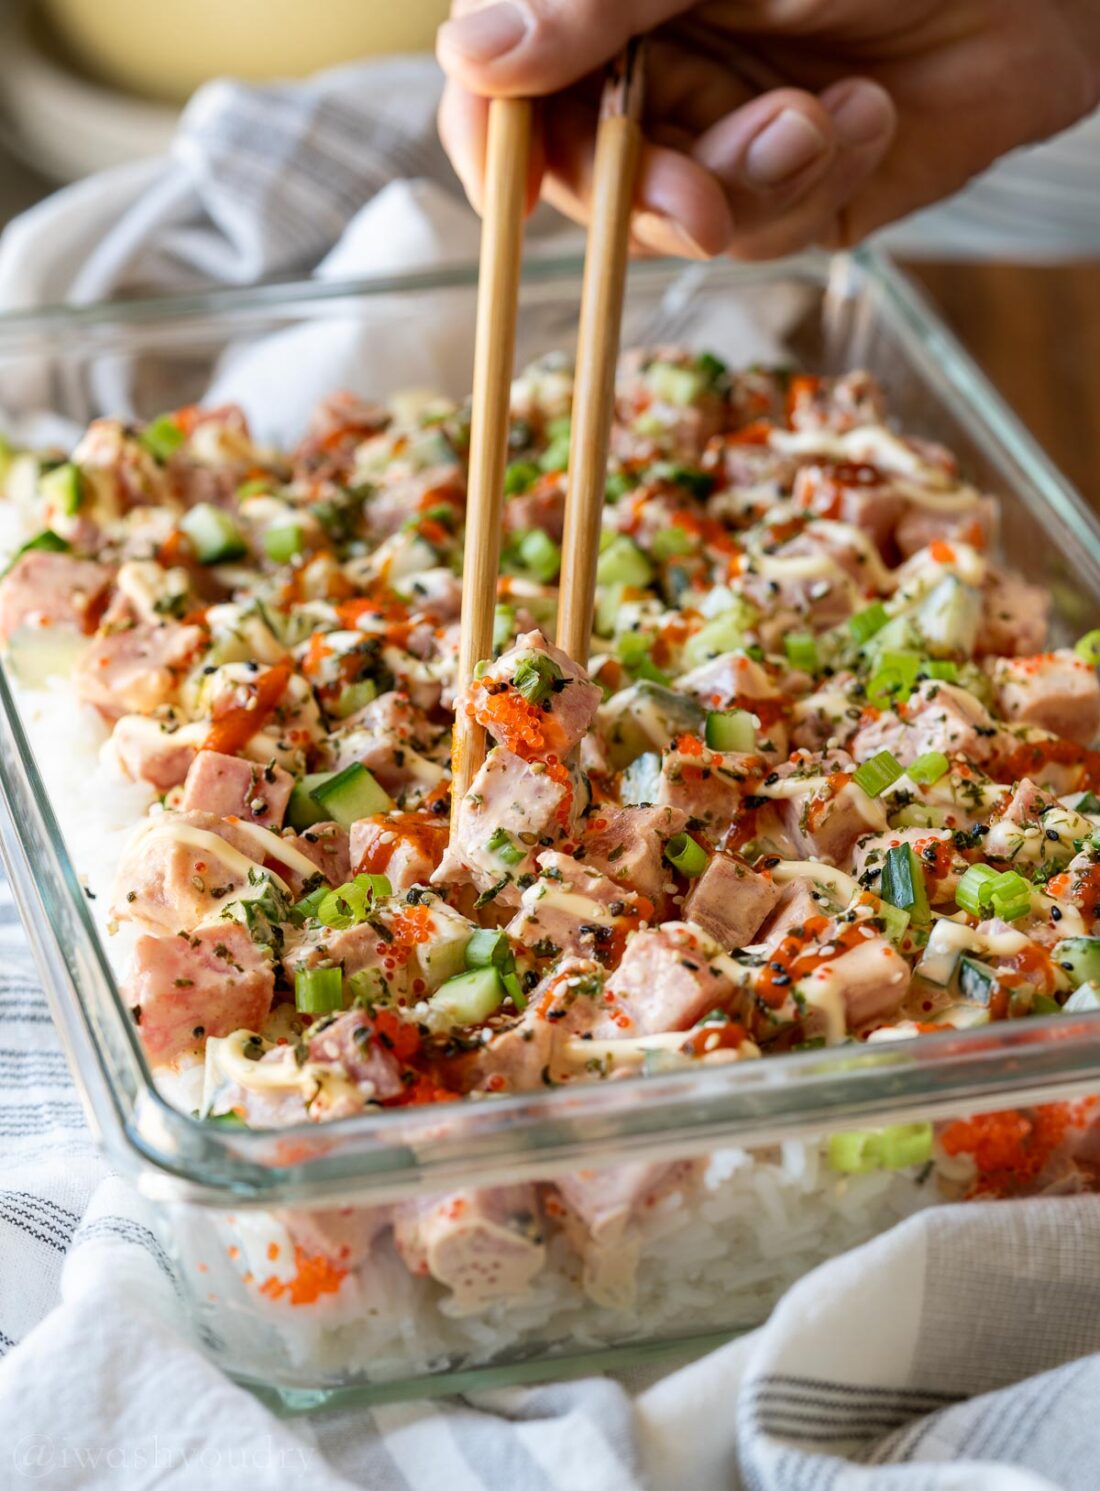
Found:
[801,934,910,1034]
[284,822,351,890]
[683,853,780,949]
[0,550,113,641]
[179,750,294,826]
[111,810,271,932]
[582,803,688,901]
[506,852,646,963]
[306,1010,407,1102]
[852,681,1005,768]
[393,1186,545,1312]
[656,746,756,831]
[464,958,603,1094]
[113,713,203,790]
[592,922,737,1037]
[768,751,887,865]
[987,650,1100,746]
[279,1206,392,1269]
[434,747,579,897]
[74,621,205,718]
[471,630,601,757]
[126,923,274,1064]
[894,495,998,558]
[977,568,1050,657]
[791,463,905,550]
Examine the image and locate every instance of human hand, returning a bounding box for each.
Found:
[437,0,1100,258]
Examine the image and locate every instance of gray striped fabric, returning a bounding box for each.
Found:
[1,59,1100,1490]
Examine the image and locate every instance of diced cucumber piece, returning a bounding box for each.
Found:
[917,576,982,658]
[930,1002,992,1029]
[139,414,185,463]
[647,362,704,407]
[889,804,949,829]
[263,523,304,564]
[681,607,755,670]
[310,763,393,828]
[287,772,337,831]
[956,955,999,1006]
[596,536,653,590]
[39,462,82,516]
[431,966,504,1026]
[602,680,707,769]
[704,709,755,753]
[181,503,247,564]
[333,679,377,720]
[1053,937,1100,988]
[620,751,662,806]
[1064,981,1100,1013]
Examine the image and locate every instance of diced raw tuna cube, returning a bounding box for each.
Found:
[284,822,351,889]
[801,935,910,1034]
[126,923,274,1064]
[894,495,998,558]
[111,810,276,932]
[464,958,603,1094]
[180,750,294,826]
[787,370,886,432]
[582,803,688,901]
[468,630,601,759]
[767,751,887,865]
[350,812,448,892]
[852,681,1004,768]
[279,1206,392,1269]
[506,851,646,964]
[791,463,905,549]
[683,853,780,949]
[987,650,1100,746]
[0,550,113,640]
[592,922,738,1037]
[433,747,580,898]
[306,1010,407,1102]
[393,1185,545,1313]
[112,713,205,790]
[977,568,1049,657]
[75,621,205,718]
[657,745,756,830]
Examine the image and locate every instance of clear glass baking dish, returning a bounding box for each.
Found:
[1,247,1099,1407]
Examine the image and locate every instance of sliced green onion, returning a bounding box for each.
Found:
[695,351,727,387]
[316,872,392,930]
[784,632,818,673]
[465,927,511,969]
[908,751,949,786]
[263,523,304,564]
[1075,629,1100,665]
[853,749,903,799]
[514,528,561,584]
[987,870,1031,922]
[292,884,329,922]
[880,843,930,923]
[39,462,82,516]
[866,650,922,710]
[512,652,563,705]
[504,460,540,495]
[704,708,756,753]
[596,535,653,590]
[139,414,186,463]
[890,804,949,830]
[333,678,377,719]
[180,502,247,564]
[956,863,1000,916]
[486,826,525,866]
[294,966,344,1014]
[11,529,70,564]
[236,477,271,500]
[493,604,516,653]
[924,660,958,682]
[647,361,704,407]
[826,1131,880,1174]
[665,832,708,877]
[348,967,387,1008]
[848,601,889,644]
[875,1122,934,1169]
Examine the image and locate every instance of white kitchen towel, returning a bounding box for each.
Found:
[1,51,1100,1491]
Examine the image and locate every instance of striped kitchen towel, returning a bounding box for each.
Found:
[1,53,1100,1491]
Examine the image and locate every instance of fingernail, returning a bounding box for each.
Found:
[826,82,894,146]
[633,211,710,261]
[438,2,530,64]
[743,109,827,187]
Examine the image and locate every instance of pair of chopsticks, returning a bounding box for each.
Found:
[451,41,645,826]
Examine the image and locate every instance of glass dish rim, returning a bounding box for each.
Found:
[2,244,1100,1206]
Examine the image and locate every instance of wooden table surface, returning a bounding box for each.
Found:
[903,261,1100,510]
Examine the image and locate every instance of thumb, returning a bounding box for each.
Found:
[436,0,690,96]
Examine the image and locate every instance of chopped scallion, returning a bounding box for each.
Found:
[704,708,756,753]
[1075,629,1100,666]
[295,966,344,1014]
[665,832,708,877]
[987,869,1031,922]
[784,632,818,673]
[486,827,525,866]
[853,749,903,798]
[848,601,889,644]
[907,751,949,786]
[512,652,563,705]
[955,863,1000,917]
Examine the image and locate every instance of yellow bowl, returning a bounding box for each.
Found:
[42,0,450,104]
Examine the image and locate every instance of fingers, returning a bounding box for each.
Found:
[438,80,546,214]
[692,79,897,257]
[437,0,690,97]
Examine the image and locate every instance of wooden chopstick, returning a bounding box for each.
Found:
[451,97,533,832]
[556,40,646,662]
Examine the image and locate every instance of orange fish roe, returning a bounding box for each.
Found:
[257,1245,348,1305]
[468,679,550,759]
[940,1098,1100,1198]
[385,904,435,966]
